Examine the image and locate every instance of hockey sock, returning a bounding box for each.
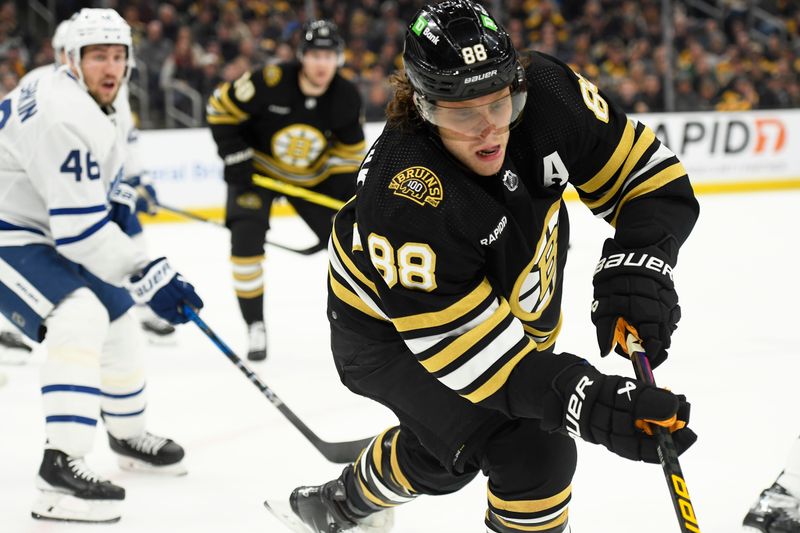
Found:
[342,427,418,517]
[231,255,265,324]
[486,484,571,532]
[100,312,146,439]
[41,288,109,458]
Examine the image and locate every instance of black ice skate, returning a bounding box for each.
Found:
[108,431,187,475]
[247,321,267,361]
[32,448,124,523]
[744,483,800,533]
[0,330,32,365]
[264,480,394,533]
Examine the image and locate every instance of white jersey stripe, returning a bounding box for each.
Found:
[438,318,525,391]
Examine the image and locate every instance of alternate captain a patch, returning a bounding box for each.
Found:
[389,166,443,207]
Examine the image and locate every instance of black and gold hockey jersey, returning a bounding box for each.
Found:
[328,52,698,417]
[207,62,366,187]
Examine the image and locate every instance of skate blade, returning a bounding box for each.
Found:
[263,499,312,533]
[32,491,121,523]
[117,456,187,476]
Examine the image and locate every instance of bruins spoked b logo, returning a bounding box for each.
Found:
[271,124,326,169]
[389,166,443,207]
[511,203,560,320]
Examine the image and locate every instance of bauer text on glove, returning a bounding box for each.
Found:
[591,238,680,368]
[541,364,696,464]
[127,258,203,324]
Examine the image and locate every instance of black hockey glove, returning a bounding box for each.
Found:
[591,238,680,368]
[542,363,696,463]
[222,149,254,187]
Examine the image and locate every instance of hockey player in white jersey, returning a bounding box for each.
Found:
[0,8,203,523]
[16,15,178,345]
[0,18,74,358]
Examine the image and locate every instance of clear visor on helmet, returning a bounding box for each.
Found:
[416,84,527,141]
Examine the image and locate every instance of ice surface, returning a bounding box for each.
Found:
[1,190,799,532]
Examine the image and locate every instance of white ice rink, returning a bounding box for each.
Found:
[1,189,799,533]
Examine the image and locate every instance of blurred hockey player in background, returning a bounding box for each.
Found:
[0,8,203,523]
[267,1,699,532]
[744,436,800,532]
[207,20,365,361]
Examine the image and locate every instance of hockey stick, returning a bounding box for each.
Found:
[615,319,702,533]
[252,174,346,211]
[183,305,372,463]
[155,203,325,256]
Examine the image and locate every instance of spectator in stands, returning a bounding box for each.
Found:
[137,20,172,123]
[7,0,800,126]
[217,5,252,63]
[191,7,218,48]
[674,72,703,111]
[157,4,179,43]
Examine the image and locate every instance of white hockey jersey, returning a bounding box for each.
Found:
[0,66,148,285]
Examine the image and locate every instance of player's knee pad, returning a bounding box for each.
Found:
[44,287,109,359]
[101,311,146,440]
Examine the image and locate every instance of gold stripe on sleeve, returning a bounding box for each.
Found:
[392,278,493,333]
[218,84,249,120]
[584,126,657,210]
[577,120,635,194]
[610,162,687,226]
[328,270,387,321]
[331,229,379,295]
[420,298,511,373]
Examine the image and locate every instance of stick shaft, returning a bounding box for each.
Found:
[627,338,701,533]
[252,174,346,211]
[156,203,324,255]
[183,305,370,463]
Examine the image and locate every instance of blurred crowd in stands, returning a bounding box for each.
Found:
[2,0,800,128]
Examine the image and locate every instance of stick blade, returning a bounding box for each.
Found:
[317,436,373,464]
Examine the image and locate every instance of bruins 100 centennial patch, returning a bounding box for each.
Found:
[388,166,443,207]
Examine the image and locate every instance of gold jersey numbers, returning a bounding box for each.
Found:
[576,73,609,123]
[368,233,437,292]
[233,72,255,102]
[388,166,443,207]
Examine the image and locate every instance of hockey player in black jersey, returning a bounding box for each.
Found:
[270,1,699,532]
[207,20,365,361]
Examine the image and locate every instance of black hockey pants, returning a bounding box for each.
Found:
[329,315,576,532]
